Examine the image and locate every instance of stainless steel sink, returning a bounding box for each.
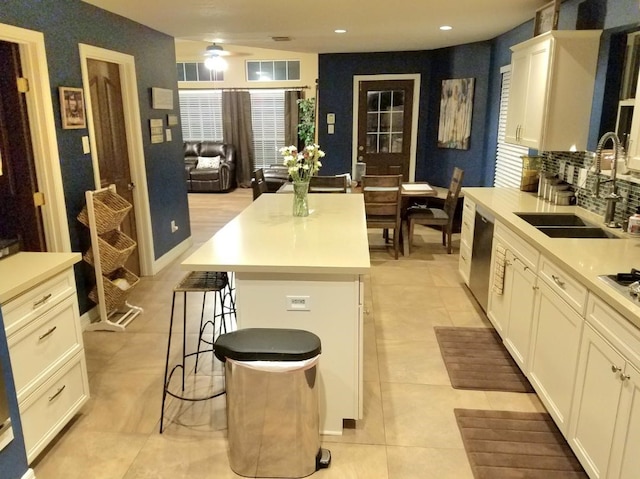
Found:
[514,212,620,239]
[515,213,588,226]
[537,226,620,239]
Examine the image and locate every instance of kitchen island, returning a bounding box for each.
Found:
[182,193,371,434]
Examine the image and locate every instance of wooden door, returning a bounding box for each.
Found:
[357,80,413,180]
[87,58,139,275]
[0,40,46,252]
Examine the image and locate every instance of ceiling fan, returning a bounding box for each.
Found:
[204,43,228,71]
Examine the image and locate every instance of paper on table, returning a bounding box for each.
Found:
[402,184,434,192]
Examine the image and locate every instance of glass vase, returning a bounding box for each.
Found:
[292,180,310,217]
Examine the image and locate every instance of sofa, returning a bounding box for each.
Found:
[184,141,237,192]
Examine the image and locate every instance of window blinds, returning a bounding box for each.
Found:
[250,90,285,169]
[494,66,528,188]
[178,90,223,142]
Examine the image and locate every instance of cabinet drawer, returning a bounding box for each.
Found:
[459,240,472,282]
[8,295,83,402]
[20,353,89,463]
[494,221,539,271]
[539,256,587,315]
[2,268,76,336]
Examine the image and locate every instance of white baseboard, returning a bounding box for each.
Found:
[80,305,100,330]
[22,468,36,479]
[151,236,193,275]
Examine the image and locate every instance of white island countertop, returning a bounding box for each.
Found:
[0,252,81,304]
[463,187,640,329]
[182,193,371,274]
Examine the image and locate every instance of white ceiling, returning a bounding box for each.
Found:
[82,0,548,54]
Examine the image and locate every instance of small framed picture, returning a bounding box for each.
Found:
[534,0,560,36]
[59,87,86,129]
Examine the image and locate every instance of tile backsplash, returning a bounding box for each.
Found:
[541,151,640,225]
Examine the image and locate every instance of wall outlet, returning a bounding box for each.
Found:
[171,220,179,233]
[286,295,311,311]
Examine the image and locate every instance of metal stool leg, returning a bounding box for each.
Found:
[160,291,178,433]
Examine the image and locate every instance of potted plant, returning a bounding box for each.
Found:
[297,98,316,147]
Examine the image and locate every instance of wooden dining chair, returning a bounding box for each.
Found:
[251,168,268,201]
[309,175,348,193]
[407,167,464,254]
[362,174,403,259]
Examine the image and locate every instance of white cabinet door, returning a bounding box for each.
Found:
[569,324,624,479]
[609,363,640,479]
[505,37,550,149]
[503,257,536,372]
[529,280,583,435]
[505,49,529,145]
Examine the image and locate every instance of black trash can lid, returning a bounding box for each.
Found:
[214,328,321,362]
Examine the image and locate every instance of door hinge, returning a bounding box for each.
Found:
[17,77,29,93]
[33,191,45,207]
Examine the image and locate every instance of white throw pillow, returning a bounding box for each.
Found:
[196,156,221,169]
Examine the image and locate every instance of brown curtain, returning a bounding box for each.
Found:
[222,90,254,188]
[284,90,301,147]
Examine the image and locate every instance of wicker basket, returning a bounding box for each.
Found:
[83,230,137,274]
[78,190,132,234]
[89,267,140,313]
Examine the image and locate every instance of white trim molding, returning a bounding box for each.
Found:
[0,23,71,252]
[152,236,193,276]
[21,468,36,479]
[78,44,154,276]
[352,73,421,182]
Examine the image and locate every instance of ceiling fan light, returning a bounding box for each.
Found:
[205,55,228,71]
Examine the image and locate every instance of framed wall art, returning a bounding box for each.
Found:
[437,78,475,150]
[534,0,560,36]
[59,87,86,129]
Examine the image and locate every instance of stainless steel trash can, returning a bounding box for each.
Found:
[214,328,329,478]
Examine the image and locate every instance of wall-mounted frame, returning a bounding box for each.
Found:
[534,0,560,37]
[151,87,173,110]
[58,86,86,129]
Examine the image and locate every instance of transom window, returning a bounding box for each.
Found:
[246,60,300,82]
[176,62,224,82]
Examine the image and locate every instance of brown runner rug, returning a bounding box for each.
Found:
[455,409,587,479]
[434,327,533,393]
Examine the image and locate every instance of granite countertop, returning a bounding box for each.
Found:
[0,252,81,304]
[463,187,640,329]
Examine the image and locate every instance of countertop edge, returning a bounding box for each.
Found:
[0,252,81,304]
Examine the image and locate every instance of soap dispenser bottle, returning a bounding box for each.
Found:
[628,207,640,235]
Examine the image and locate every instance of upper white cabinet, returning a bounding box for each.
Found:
[505,30,602,152]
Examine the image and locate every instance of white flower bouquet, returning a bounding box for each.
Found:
[279,144,325,182]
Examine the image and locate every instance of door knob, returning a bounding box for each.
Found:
[128,182,136,191]
[358,145,364,151]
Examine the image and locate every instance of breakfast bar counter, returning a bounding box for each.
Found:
[182,193,371,434]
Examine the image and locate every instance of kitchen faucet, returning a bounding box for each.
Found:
[593,131,622,227]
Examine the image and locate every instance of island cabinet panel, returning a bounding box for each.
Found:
[235,272,363,435]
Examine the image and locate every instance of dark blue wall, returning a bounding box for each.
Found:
[0,0,191,313]
[0,309,28,479]
[318,0,640,188]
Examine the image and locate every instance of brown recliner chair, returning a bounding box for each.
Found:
[184,141,237,193]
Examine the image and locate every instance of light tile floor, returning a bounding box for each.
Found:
[33,190,545,478]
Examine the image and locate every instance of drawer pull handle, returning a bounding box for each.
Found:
[33,293,52,308]
[461,255,467,261]
[620,374,631,381]
[551,275,565,288]
[38,326,57,341]
[611,365,622,373]
[48,385,66,402]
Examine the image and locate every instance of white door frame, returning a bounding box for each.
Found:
[352,73,421,182]
[0,23,71,252]
[79,44,153,276]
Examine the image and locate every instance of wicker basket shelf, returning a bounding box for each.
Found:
[78,189,132,234]
[89,267,140,314]
[83,229,137,275]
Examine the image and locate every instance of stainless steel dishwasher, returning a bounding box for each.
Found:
[468,205,495,312]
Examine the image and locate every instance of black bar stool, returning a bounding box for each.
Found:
[159,270,234,433]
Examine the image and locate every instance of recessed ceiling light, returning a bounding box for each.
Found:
[334,29,347,34]
[440,25,453,31]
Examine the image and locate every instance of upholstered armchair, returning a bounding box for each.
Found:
[184,141,237,193]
